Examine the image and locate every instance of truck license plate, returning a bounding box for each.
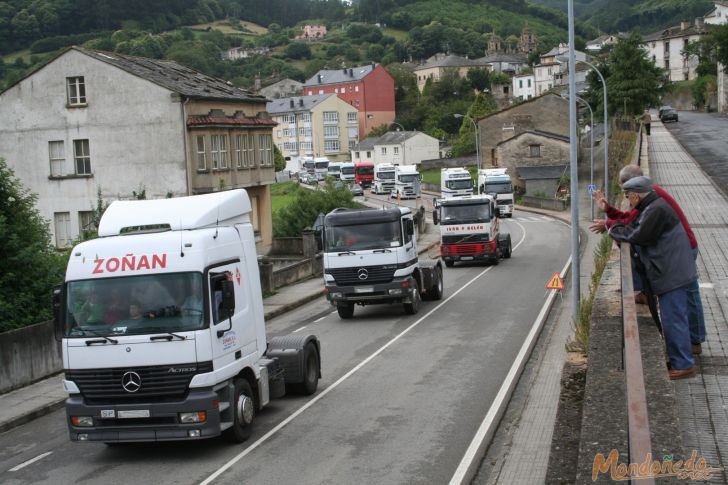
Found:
[460,256,474,261]
[354,286,374,293]
[118,410,150,419]
[100,409,116,418]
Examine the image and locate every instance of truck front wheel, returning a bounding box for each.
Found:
[337,303,354,319]
[403,280,420,315]
[224,378,255,443]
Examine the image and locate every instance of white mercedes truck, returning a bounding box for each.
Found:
[477,168,514,218]
[372,163,396,194]
[392,165,421,199]
[433,195,512,267]
[441,167,473,198]
[322,207,443,319]
[54,190,321,444]
[339,161,355,183]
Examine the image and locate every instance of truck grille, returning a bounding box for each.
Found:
[442,234,489,245]
[328,265,397,285]
[65,361,213,404]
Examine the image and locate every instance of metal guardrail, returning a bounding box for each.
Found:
[620,241,656,485]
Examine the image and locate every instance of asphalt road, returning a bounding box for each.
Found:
[0,212,570,485]
[663,110,728,195]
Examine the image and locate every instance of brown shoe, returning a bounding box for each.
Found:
[692,343,702,355]
[669,367,695,380]
[634,291,648,305]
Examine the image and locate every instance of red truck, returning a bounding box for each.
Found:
[354,162,375,188]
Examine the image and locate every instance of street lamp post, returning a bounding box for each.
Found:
[566,0,580,326]
[577,96,595,220]
[454,114,480,194]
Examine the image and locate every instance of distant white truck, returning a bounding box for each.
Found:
[478,168,514,218]
[392,165,421,199]
[441,167,473,198]
[327,162,342,180]
[372,163,396,194]
[340,162,355,183]
[55,190,321,444]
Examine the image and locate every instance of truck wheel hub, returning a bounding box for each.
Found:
[237,394,254,425]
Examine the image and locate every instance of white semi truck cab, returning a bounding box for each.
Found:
[478,168,514,218]
[372,163,396,194]
[54,190,321,443]
[322,207,443,319]
[433,195,512,267]
[339,162,355,183]
[441,167,473,198]
[392,165,421,199]
[327,161,342,180]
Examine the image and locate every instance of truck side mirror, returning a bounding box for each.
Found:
[52,285,63,342]
[432,210,439,225]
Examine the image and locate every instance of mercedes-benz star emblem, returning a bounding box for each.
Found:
[357,268,369,280]
[121,371,141,393]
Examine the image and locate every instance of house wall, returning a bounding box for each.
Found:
[512,75,535,100]
[496,133,569,192]
[643,33,703,82]
[311,95,359,160]
[478,94,569,166]
[0,49,187,247]
[373,133,439,166]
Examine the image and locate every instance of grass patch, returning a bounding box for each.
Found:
[271,181,299,214]
[189,20,266,35]
[382,28,408,41]
[567,233,613,354]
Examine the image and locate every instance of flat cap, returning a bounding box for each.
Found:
[623,175,653,193]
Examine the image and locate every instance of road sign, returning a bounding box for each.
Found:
[587,184,597,194]
[546,272,565,290]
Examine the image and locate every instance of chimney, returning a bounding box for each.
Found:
[254,74,261,92]
[317,74,322,83]
[290,99,294,108]
[343,68,347,73]
[680,21,689,31]
[371,62,375,69]
[695,17,705,30]
[349,68,353,76]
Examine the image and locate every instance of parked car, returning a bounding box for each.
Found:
[349,183,364,197]
[300,173,318,185]
[660,108,679,123]
[658,105,673,118]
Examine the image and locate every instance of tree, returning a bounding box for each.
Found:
[273,145,286,172]
[273,181,358,237]
[0,159,67,332]
[451,93,497,157]
[605,32,664,116]
[285,42,311,59]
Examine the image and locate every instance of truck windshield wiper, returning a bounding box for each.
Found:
[79,327,119,345]
[149,331,187,341]
[373,248,392,253]
[337,250,356,255]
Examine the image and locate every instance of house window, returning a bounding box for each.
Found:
[324,126,339,138]
[48,140,65,176]
[54,212,72,248]
[381,147,387,155]
[323,111,338,123]
[234,135,245,168]
[259,134,273,166]
[519,80,523,88]
[195,135,206,170]
[394,147,399,155]
[665,59,670,69]
[66,77,86,106]
[73,139,91,175]
[366,151,371,158]
[348,140,356,150]
[527,79,532,87]
[210,135,228,169]
[529,145,541,157]
[300,113,311,122]
[355,86,359,92]
[78,211,95,240]
[324,140,340,152]
[347,112,357,123]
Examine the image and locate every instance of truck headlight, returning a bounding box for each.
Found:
[330,292,342,299]
[71,416,94,427]
[179,411,207,423]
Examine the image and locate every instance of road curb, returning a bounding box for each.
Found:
[0,398,66,434]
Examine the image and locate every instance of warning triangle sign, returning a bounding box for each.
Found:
[546,272,564,290]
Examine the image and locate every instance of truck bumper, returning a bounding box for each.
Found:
[65,388,222,442]
[324,276,417,305]
[441,242,498,263]
[498,205,513,217]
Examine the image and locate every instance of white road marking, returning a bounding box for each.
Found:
[292,326,307,333]
[8,452,53,472]
[201,220,541,485]
[313,316,326,323]
[330,310,338,314]
[700,282,714,289]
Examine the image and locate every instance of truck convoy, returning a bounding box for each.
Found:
[354,161,375,188]
[372,163,396,194]
[54,190,321,443]
[433,194,512,267]
[322,207,443,319]
[392,165,421,199]
[478,168,514,218]
[340,162,355,183]
[441,167,474,198]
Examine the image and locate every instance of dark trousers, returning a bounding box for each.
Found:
[645,123,651,136]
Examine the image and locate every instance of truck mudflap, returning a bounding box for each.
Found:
[266,334,321,388]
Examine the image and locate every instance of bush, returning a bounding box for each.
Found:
[273,181,359,237]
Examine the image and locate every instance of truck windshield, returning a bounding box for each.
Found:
[325,221,402,252]
[377,171,395,180]
[64,272,206,337]
[399,174,418,183]
[484,181,513,194]
[356,166,374,176]
[446,179,472,190]
[303,161,315,171]
[328,166,340,175]
[341,166,355,175]
[441,203,491,224]
[315,161,329,169]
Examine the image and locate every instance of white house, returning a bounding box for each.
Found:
[586,34,620,52]
[533,44,588,96]
[512,74,536,100]
[352,131,439,166]
[704,1,728,25]
[0,47,276,250]
[642,19,710,82]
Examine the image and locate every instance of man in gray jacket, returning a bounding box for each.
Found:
[609,176,696,379]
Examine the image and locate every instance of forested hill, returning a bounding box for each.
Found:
[530,0,713,33]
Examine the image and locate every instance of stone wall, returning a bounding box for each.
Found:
[0,321,62,394]
[520,195,567,211]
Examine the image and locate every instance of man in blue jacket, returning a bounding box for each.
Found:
[609,176,696,379]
